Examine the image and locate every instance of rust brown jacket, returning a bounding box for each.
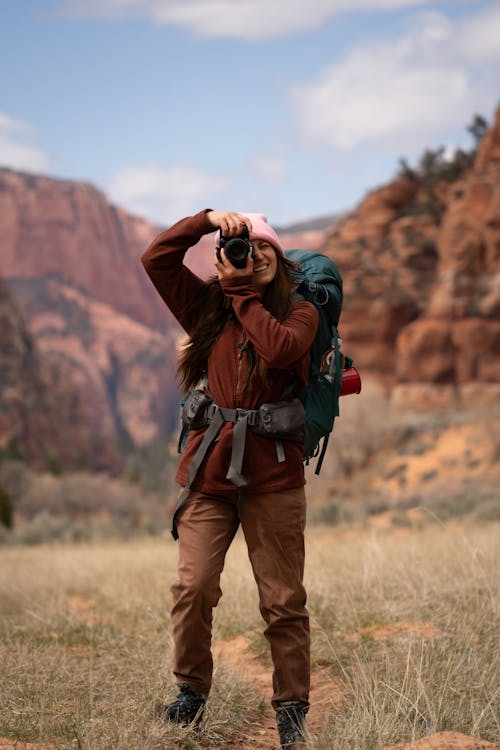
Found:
[141,209,319,496]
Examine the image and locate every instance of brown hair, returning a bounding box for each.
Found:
[177,252,298,393]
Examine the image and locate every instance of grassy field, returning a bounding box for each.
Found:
[0,523,499,749]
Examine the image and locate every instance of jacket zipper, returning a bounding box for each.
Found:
[234,336,247,406]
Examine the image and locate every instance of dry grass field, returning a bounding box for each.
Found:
[0,523,499,750]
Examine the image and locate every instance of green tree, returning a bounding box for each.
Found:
[467,114,488,148]
[45,449,63,476]
[0,485,13,529]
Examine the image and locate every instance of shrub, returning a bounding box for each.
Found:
[0,462,170,544]
[0,485,13,528]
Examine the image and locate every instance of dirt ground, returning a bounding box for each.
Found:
[214,633,344,749]
[214,630,500,750]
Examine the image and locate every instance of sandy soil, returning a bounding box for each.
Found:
[382,731,500,750]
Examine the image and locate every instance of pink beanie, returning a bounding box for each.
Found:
[245,213,283,254]
[216,213,283,254]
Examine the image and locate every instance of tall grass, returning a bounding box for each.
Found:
[305,525,500,748]
[0,523,498,749]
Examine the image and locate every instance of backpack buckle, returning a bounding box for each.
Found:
[235,408,257,426]
[206,403,218,420]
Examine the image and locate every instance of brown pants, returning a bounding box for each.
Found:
[171,487,310,707]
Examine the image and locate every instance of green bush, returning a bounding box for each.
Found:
[0,485,13,528]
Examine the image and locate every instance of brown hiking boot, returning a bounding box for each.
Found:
[155,682,206,727]
[276,701,308,748]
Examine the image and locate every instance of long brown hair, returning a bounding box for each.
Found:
[177,252,298,393]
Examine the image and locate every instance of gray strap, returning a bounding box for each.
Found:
[219,406,239,422]
[186,407,224,488]
[225,413,249,487]
[275,440,285,463]
[171,407,224,539]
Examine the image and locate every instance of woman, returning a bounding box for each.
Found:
[141,209,318,748]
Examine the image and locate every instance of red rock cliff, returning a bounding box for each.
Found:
[0,279,120,471]
[0,169,169,330]
[321,109,500,404]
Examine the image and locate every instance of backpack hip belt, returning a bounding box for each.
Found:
[171,393,306,540]
[185,396,306,440]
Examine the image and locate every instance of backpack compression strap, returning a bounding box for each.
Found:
[314,326,342,475]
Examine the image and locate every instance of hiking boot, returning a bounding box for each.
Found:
[155,683,206,727]
[276,701,308,748]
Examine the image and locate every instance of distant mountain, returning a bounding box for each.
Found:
[8,275,181,443]
[0,168,169,330]
[276,212,342,233]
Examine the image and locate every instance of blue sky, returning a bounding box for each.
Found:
[1,1,499,227]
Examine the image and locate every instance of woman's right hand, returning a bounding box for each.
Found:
[206,210,252,236]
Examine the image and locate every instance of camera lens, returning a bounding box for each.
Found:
[218,224,251,269]
[224,238,250,268]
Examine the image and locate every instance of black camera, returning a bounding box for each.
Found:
[216,225,252,269]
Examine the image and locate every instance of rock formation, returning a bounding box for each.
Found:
[0,279,120,471]
[7,276,181,452]
[0,170,190,466]
[0,169,169,330]
[321,109,500,407]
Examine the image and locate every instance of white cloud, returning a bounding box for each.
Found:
[108,163,229,224]
[0,113,50,173]
[59,0,439,39]
[292,8,499,154]
[252,154,287,183]
[455,5,500,64]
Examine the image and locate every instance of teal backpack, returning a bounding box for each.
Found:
[285,249,348,474]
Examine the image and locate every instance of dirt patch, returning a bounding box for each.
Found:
[67,595,98,625]
[346,621,443,644]
[66,595,114,627]
[381,730,500,750]
[214,633,344,749]
[215,635,272,696]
